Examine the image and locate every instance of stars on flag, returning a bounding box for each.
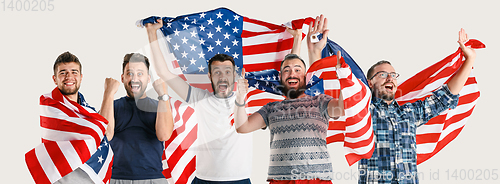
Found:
[159,9,243,74]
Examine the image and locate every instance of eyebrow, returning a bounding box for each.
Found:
[126,69,145,72]
[59,69,80,73]
[283,65,303,70]
[212,66,233,70]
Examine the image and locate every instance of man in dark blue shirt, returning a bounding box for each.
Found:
[100,53,174,184]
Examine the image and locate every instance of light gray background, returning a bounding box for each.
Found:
[2,0,499,183]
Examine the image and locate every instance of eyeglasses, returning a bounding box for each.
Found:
[369,71,400,80]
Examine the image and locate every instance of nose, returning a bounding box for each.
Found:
[64,73,72,80]
[385,74,394,81]
[131,74,139,82]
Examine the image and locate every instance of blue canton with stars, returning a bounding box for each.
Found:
[142,8,243,75]
[244,69,324,97]
[85,136,111,174]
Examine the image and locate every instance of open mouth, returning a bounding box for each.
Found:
[218,83,228,93]
[287,79,299,87]
[131,83,141,92]
[384,83,394,91]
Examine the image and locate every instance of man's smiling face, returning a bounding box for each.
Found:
[368,63,398,104]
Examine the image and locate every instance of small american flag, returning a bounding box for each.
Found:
[25,88,113,184]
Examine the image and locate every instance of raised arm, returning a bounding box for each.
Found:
[307,15,329,66]
[327,52,345,118]
[152,78,174,141]
[233,68,266,133]
[146,19,191,101]
[447,28,477,95]
[100,78,120,141]
[286,27,303,56]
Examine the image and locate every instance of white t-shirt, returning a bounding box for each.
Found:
[186,86,253,181]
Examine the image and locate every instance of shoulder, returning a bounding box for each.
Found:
[316,94,333,101]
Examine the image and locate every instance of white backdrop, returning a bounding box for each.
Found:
[2,0,499,183]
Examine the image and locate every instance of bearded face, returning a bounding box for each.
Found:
[209,60,235,98]
[368,63,398,104]
[53,62,82,99]
[279,58,307,99]
[122,62,150,99]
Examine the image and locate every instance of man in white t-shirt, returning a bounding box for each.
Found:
[145,19,253,183]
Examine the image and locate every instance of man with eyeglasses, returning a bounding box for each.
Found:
[358,29,476,184]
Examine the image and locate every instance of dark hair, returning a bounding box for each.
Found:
[367,60,392,80]
[123,53,150,73]
[208,54,235,74]
[280,54,306,70]
[53,51,82,75]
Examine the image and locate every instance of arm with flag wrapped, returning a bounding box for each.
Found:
[307,51,374,165]
[393,29,484,164]
[305,15,373,165]
[448,28,477,95]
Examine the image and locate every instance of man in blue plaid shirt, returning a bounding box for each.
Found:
[358,29,477,184]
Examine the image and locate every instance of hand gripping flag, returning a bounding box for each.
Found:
[25,88,113,184]
[395,39,484,164]
[138,7,314,183]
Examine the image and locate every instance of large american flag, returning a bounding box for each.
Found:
[25,88,113,184]
[139,7,315,183]
[139,7,379,183]
[395,39,483,164]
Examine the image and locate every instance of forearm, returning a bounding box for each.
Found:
[155,99,174,141]
[290,32,302,56]
[447,57,475,95]
[147,30,190,100]
[100,93,115,141]
[308,49,322,67]
[328,92,345,118]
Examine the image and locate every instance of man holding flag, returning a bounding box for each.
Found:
[25,51,113,184]
[234,15,348,184]
[144,14,305,183]
[358,28,477,183]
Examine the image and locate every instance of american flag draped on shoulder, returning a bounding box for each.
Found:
[25,88,113,184]
[138,7,314,183]
[395,39,484,164]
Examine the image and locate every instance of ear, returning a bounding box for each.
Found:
[207,72,211,79]
[121,74,124,83]
[147,74,151,83]
[52,75,57,85]
[368,79,373,88]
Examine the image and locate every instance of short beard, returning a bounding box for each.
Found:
[210,79,233,98]
[379,92,395,102]
[126,82,146,99]
[373,89,395,102]
[279,76,307,99]
[59,86,79,96]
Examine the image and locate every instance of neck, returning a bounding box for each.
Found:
[214,91,232,98]
[65,93,78,102]
[384,99,394,104]
[285,93,307,100]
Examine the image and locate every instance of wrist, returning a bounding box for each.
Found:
[158,94,170,101]
[235,99,246,107]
